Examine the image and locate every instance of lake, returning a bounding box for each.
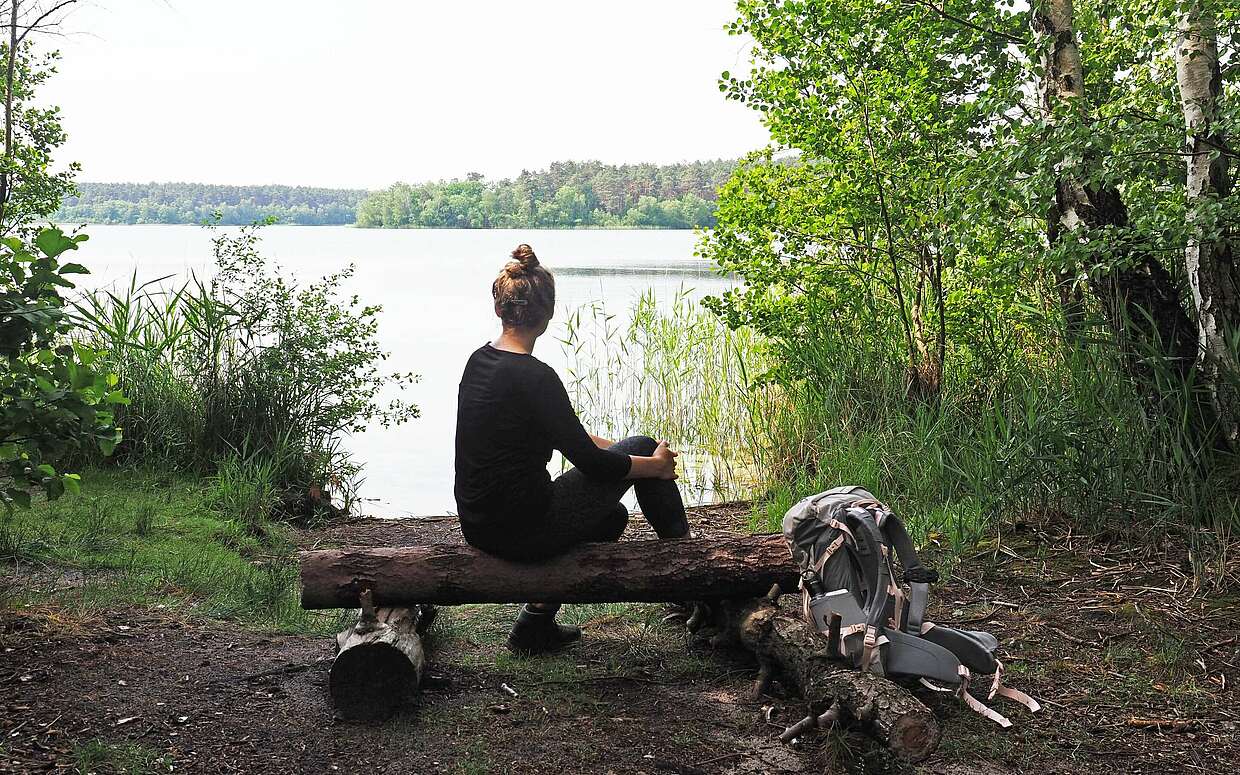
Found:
[72,224,733,516]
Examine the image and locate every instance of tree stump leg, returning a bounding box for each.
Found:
[329,590,436,721]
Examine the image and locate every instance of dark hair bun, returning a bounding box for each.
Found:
[507,244,539,277]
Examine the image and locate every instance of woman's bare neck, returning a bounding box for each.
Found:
[491,329,538,355]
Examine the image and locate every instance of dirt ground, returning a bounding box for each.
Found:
[2,504,1237,774]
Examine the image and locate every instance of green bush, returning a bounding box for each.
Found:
[74,223,418,518]
[690,0,1240,544]
[1,226,123,510]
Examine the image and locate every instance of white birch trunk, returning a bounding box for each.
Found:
[1176,1,1240,447]
[1035,0,1089,230]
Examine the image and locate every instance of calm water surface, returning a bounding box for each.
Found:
[72,225,731,515]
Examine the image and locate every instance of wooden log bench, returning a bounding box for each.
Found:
[299,535,940,762]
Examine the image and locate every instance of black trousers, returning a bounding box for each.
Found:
[469,435,690,562]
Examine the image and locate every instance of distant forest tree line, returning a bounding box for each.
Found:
[56,182,367,226]
[54,160,737,229]
[356,160,735,229]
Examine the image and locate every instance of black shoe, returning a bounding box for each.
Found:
[506,605,582,656]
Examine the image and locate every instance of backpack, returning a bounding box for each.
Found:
[782,485,1039,727]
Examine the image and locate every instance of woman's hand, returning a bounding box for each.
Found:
[651,440,678,480]
[629,440,679,480]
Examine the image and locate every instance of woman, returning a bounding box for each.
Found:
[455,244,691,655]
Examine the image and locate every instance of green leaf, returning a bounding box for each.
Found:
[72,342,99,366]
[34,227,77,258]
[97,434,118,456]
[62,473,81,495]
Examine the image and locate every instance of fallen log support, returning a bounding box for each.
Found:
[712,589,941,763]
[299,535,799,609]
[330,590,437,720]
[307,538,938,759]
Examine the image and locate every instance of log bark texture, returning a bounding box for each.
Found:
[719,595,940,763]
[330,596,435,720]
[300,535,799,609]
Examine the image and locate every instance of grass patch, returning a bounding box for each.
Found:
[0,467,346,634]
[453,744,492,775]
[72,738,167,774]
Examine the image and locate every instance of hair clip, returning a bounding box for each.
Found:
[508,298,528,306]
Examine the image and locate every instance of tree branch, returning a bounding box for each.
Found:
[14,0,77,47]
[903,0,1028,45]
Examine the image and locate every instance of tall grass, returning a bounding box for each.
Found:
[69,224,417,520]
[561,288,765,502]
[563,291,1239,551]
[759,325,1238,545]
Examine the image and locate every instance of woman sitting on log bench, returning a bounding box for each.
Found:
[455,244,691,655]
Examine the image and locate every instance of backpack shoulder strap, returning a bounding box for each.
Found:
[841,509,893,633]
[875,510,938,585]
[873,510,938,632]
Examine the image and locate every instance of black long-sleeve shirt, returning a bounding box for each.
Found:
[454,343,631,542]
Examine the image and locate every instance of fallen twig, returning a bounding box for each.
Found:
[1126,717,1201,732]
[1048,625,1096,647]
[1202,636,1238,653]
[692,750,745,768]
[958,606,1001,625]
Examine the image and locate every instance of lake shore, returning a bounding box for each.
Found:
[2,469,1235,774]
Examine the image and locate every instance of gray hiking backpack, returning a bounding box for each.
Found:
[782,486,1039,727]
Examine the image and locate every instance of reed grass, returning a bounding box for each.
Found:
[561,291,1238,554]
[71,272,341,520]
[560,288,765,502]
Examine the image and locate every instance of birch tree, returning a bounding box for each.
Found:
[1175,0,1239,446]
[1031,0,1199,393]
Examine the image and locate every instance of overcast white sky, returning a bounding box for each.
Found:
[39,1,770,189]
